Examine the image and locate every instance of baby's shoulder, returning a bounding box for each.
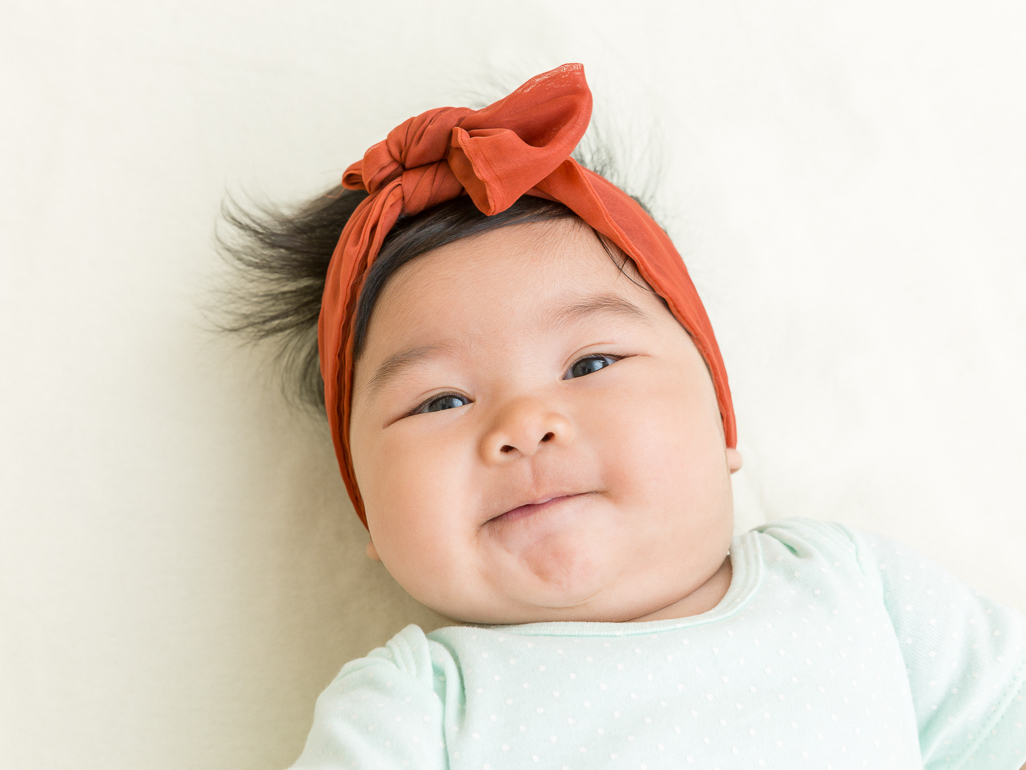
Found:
[747,516,962,596]
[332,624,443,684]
[745,516,919,593]
[317,623,465,710]
[748,516,861,563]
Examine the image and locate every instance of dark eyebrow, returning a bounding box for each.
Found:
[551,293,652,328]
[365,342,454,397]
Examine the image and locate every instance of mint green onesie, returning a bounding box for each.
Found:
[289,519,1026,769]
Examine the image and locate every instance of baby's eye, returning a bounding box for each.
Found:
[416,393,470,414]
[565,355,618,380]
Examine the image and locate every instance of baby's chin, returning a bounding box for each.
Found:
[395,504,737,626]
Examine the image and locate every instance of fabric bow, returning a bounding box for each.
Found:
[318,63,736,527]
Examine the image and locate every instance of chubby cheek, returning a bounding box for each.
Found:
[356,426,480,606]
[588,366,729,530]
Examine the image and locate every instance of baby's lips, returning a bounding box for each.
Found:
[485,489,598,526]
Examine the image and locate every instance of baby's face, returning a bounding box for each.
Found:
[349,219,741,625]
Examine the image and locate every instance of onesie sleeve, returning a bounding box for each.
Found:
[288,624,449,770]
[835,524,1026,770]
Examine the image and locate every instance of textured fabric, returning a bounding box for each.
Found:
[289,519,1026,769]
[317,63,736,526]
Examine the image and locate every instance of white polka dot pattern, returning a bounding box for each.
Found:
[835,523,1026,769]
[288,519,1026,769]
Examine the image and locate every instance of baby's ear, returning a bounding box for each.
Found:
[726,448,743,474]
[366,539,382,562]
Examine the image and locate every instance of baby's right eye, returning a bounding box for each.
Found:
[415,393,470,415]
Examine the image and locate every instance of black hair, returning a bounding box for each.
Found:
[213,152,658,415]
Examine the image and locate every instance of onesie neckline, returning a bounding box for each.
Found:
[479,529,764,638]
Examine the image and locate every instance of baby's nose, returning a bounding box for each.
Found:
[479,398,574,462]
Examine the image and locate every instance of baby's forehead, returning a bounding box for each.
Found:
[374,221,663,333]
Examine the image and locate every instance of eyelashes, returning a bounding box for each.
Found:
[410,354,624,416]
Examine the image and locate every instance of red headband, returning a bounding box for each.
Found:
[319,63,736,527]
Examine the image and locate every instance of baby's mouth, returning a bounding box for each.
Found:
[488,492,589,526]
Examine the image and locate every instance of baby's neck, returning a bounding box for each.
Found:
[626,555,733,623]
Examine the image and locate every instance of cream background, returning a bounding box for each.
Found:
[1,2,1024,768]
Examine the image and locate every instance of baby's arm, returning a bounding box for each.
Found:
[288,626,448,769]
[837,524,1026,769]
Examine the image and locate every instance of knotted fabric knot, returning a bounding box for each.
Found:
[342,106,472,215]
[340,63,592,217]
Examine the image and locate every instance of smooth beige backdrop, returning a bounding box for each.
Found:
[2,2,1024,768]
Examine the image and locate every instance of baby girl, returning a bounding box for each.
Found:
[222,64,1026,769]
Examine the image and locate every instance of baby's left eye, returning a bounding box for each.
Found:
[565,355,618,380]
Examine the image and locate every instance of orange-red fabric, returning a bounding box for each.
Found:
[319,63,736,527]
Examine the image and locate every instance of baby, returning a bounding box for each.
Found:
[222,64,1026,768]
